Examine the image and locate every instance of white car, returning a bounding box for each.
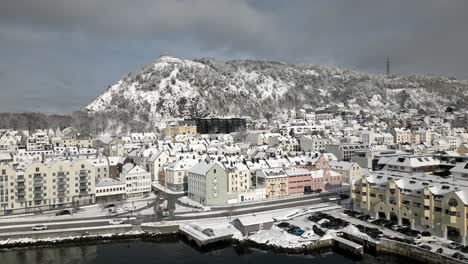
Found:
[32,224,48,231]
[161,209,170,217]
[107,211,118,217]
[108,219,124,225]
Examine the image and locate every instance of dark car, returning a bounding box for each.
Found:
[419,245,431,251]
[452,252,465,260]
[55,209,72,216]
[276,222,290,228]
[421,231,431,237]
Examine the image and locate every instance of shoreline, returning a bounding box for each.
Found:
[0,231,464,264]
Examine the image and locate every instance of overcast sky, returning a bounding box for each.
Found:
[1,0,467,113]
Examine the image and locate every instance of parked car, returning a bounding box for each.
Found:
[419,245,432,250]
[202,228,214,237]
[448,242,464,250]
[436,248,444,254]
[276,222,290,228]
[292,229,305,236]
[452,252,465,260]
[32,224,48,231]
[108,219,124,225]
[366,217,376,223]
[159,194,165,200]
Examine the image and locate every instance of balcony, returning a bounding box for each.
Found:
[79,177,87,183]
[16,191,26,195]
[15,178,25,183]
[57,186,66,192]
[33,181,43,188]
[57,191,66,197]
[16,197,26,203]
[33,189,42,194]
[33,195,42,201]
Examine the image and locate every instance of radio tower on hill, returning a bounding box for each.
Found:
[386,56,390,76]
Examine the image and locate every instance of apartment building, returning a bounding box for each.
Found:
[286,168,312,195]
[164,120,197,138]
[351,155,468,245]
[187,161,234,206]
[256,168,288,198]
[325,143,367,161]
[391,128,412,144]
[26,132,51,151]
[0,158,96,215]
[119,163,151,198]
[164,159,198,192]
[329,161,362,184]
[227,163,250,193]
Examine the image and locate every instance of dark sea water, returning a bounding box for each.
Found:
[0,240,414,264]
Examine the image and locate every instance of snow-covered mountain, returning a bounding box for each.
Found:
[86,56,468,126]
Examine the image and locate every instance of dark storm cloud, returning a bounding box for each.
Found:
[0,0,467,112]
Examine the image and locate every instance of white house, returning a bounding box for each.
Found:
[120,163,152,198]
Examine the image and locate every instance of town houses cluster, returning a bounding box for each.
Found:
[0,107,466,238]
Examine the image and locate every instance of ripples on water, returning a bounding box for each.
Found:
[0,240,415,264]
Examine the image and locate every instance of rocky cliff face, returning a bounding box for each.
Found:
[86,56,468,127]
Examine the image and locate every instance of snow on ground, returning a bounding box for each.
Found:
[152,182,185,195]
[248,225,313,248]
[177,196,209,210]
[0,230,144,246]
[0,196,155,223]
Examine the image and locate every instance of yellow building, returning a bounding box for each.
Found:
[257,168,288,198]
[164,120,197,138]
[352,171,468,245]
[0,158,96,215]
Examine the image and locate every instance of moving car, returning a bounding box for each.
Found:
[108,219,124,225]
[107,211,118,217]
[55,209,72,216]
[32,224,48,231]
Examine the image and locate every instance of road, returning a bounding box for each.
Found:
[0,189,346,234]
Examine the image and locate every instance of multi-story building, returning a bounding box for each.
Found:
[164,159,198,192]
[391,128,412,144]
[256,168,288,198]
[351,155,468,245]
[329,161,362,184]
[95,178,126,202]
[119,163,151,198]
[0,158,96,215]
[325,143,367,161]
[26,132,50,151]
[187,161,234,206]
[286,168,312,195]
[164,120,197,138]
[227,163,250,193]
[187,117,247,134]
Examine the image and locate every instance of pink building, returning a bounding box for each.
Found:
[310,169,342,191]
[286,168,312,194]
